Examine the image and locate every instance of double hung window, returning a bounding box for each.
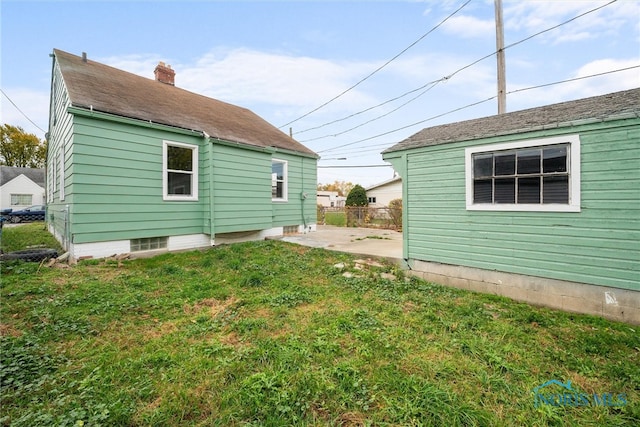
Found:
[163,141,198,201]
[272,159,287,201]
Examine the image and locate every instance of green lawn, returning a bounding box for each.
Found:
[1,226,638,426]
[1,222,64,254]
[324,211,346,227]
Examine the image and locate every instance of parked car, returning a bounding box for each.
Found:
[6,205,46,223]
[0,208,12,222]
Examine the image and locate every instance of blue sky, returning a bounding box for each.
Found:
[1,0,638,186]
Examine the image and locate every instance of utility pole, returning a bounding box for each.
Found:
[495,0,506,114]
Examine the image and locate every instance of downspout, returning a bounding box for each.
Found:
[300,157,307,230]
[204,131,215,245]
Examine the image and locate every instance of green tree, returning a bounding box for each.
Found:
[345,184,368,207]
[0,124,47,168]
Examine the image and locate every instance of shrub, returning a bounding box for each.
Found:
[345,185,367,207]
[388,198,402,229]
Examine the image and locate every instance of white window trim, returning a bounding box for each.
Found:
[465,135,581,212]
[52,153,58,197]
[163,140,199,201]
[59,145,65,201]
[272,158,288,202]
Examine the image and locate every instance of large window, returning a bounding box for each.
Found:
[465,135,580,212]
[163,141,198,201]
[11,194,32,205]
[271,159,288,201]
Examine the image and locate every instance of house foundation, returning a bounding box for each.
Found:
[408,259,640,325]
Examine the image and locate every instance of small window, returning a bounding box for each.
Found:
[465,135,580,212]
[272,159,287,201]
[131,237,168,252]
[11,194,32,205]
[163,141,198,201]
[368,197,377,203]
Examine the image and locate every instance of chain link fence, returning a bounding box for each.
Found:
[317,206,402,230]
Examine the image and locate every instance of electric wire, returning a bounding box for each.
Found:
[318,64,640,155]
[307,0,620,147]
[278,0,472,129]
[0,88,47,134]
[300,80,441,143]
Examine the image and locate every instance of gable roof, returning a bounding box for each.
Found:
[53,49,317,157]
[383,88,640,154]
[365,176,401,192]
[0,166,45,187]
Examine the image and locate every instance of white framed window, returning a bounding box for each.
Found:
[11,194,32,205]
[163,141,198,201]
[368,197,377,204]
[465,135,580,212]
[271,159,288,201]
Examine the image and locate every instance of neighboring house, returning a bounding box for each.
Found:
[317,191,346,208]
[47,49,318,258]
[365,176,401,207]
[383,88,640,324]
[0,166,45,210]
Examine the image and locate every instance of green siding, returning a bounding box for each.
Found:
[392,119,639,291]
[211,144,273,233]
[272,153,317,228]
[46,61,74,247]
[65,117,209,244]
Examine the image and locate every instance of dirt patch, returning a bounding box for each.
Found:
[184,297,240,317]
[0,323,22,337]
[220,331,243,347]
[336,412,367,426]
[143,320,178,340]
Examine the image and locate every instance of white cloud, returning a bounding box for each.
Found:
[504,0,640,45]
[177,48,379,113]
[98,53,164,80]
[440,14,495,39]
[507,57,640,109]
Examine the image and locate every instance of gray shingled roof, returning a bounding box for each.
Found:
[0,166,45,187]
[54,49,317,157]
[383,88,640,154]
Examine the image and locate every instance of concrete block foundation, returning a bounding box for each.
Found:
[408,259,640,325]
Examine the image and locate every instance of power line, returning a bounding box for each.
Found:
[296,78,443,136]
[306,0,620,147]
[0,88,47,134]
[279,0,472,129]
[300,80,441,143]
[318,164,392,169]
[319,64,640,155]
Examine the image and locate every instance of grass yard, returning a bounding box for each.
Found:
[324,211,346,227]
[0,222,63,254]
[1,226,638,426]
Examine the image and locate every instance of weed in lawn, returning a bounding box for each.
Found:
[354,235,392,241]
[1,225,639,426]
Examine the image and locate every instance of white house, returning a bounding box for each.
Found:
[365,176,402,207]
[317,190,346,208]
[0,166,45,210]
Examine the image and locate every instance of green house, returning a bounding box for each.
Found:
[46,49,318,259]
[383,89,640,324]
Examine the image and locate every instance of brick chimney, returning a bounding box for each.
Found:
[154,61,175,86]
